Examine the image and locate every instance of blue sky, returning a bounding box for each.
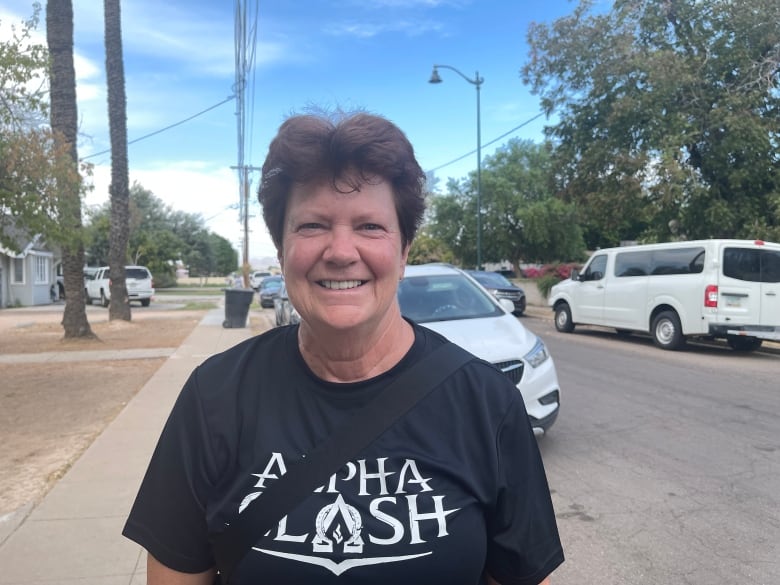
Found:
[2,0,579,264]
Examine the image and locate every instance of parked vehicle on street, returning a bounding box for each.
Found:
[85,265,155,307]
[258,275,284,308]
[466,270,527,315]
[273,282,300,326]
[398,263,561,435]
[249,270,272,291]
[548,239,780,351]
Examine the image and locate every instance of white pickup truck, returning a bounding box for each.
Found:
[85,265,154,307]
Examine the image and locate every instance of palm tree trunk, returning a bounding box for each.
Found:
[46,0,94,339]
[104,0,131,321]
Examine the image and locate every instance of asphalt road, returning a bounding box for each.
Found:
[522,313,779,585]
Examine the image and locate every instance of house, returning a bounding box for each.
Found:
[0,229,58,308]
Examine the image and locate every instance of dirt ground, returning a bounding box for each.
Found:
[0,308,212,517]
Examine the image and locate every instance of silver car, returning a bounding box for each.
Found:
[273,282,300,326]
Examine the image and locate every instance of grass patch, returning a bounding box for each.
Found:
[177,301,219,310]
[156,287,224,296]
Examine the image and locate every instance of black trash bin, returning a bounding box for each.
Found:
[223,288,254,328]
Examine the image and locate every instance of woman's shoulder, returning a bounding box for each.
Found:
[190,325,299,393]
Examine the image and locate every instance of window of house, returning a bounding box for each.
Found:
[34,255,50,284]
[12,257,24,284]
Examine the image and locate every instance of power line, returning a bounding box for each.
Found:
[427,111,546,174]
[80,94,236,161]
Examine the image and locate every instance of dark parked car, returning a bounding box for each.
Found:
[466,270,526,316]
[258,275,284,308]
[273,282,300,326]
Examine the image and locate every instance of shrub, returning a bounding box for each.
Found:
[536,262,582,298]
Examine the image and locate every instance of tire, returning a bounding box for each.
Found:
[726,335,762,352]
[141,298,151,307]
[85,289,92,305]
[514,297,527,317]
[100,291,109,307]
[651,310,685,350]
[554,303,575,333]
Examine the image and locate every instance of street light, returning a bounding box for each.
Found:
[429,64,484,269]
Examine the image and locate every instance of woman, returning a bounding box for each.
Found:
[123,112,564,584]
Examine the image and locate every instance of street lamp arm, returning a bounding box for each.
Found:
[431,64,483,87]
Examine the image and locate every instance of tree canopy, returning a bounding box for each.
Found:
[428,139,585,266]
[84,183,238,285]
[522,0,780,247]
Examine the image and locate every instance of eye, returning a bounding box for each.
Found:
[360,223,384,231]
[296,222,325,232]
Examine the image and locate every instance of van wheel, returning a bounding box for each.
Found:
[727,336,762,352]
[554,303,575,333]
[100,291,109,307]
[652,311,685,350]
[85,289,92,305]
[141,298,151,307]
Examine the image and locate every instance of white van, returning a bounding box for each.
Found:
[548,239,780,351]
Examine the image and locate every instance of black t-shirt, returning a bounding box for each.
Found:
[123,323,563,584]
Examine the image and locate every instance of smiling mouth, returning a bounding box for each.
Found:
[318,280,366,290]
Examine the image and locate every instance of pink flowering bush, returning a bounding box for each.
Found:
[536,263,583,298]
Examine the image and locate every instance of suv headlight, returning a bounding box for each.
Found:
[524,337,550,368]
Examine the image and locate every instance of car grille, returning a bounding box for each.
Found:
[493,359,524,385]
[494,290,523,301]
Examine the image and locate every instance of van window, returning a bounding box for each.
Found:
[724,248,761,282]
[651,247,705,275]
[615,251,651,277]
[725,248,780,283]
[582,254,607,281]
[763,250,780,283]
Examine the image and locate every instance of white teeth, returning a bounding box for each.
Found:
[320,280,363,290]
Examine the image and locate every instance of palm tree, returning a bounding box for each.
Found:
[46,0,94,339]
[103,0,131,321]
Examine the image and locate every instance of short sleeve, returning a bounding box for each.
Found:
[122,368,218,573]
[485,395,564,585]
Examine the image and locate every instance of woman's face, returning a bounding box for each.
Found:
[279,176,409,335]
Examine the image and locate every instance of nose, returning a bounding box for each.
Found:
[322,225,360,265]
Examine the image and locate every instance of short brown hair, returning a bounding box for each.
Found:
[258,112,426,250]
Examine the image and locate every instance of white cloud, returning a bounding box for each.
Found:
[87,161,277,261]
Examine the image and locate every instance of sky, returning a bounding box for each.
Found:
[2,0,580,267]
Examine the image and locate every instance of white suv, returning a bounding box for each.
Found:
[398,264,561,435]
[85,265,155,307]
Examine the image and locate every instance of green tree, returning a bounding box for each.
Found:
[428,139,585,266]
[0,6,63,251]
[428,185,474,267]
[523,0,780,247]
[407,231,456,265]
[85,183,239,284]
[47,0,94,338]
[0,5,47,129]
[103,0,131,321]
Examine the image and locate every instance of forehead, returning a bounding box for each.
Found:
[288,176,396,211]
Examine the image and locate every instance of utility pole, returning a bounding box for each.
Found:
[231,164,262,288]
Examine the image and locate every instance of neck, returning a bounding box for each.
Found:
[297,311,414,383]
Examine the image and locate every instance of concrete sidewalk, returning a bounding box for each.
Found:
[0,308,259,585]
